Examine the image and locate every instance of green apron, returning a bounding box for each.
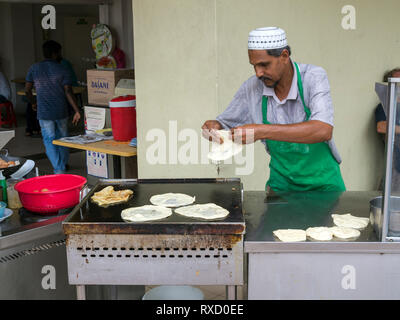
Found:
[262,62,346,192]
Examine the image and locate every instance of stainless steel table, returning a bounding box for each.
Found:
[0,209,144,299]
[244,191,400,300]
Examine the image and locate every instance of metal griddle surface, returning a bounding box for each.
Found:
[63,178,245,235]
[244,191,380,242]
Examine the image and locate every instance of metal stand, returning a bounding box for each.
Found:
[76,285,86,300]
[382,77,400,241]
[226,285,237,300]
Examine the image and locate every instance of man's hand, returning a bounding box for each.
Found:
[31,103,37,111]
[230,124,262,144]
[201,120,224,144]
[72,111,81,125]
[64,85,81,125]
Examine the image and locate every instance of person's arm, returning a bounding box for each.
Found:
[376,121,400,135]
[25,66,37,109]
[232,120,332,144]
[64,85,81,125]
[375,104,387,137]
[377,121,387,134]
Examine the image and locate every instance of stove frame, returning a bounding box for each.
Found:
[63,178,245,300]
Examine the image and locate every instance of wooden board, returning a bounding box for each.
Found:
[53,139,137,157]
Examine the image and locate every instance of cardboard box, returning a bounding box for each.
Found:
[87,69,135,106]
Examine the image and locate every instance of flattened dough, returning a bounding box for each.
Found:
[332,213,369,230]
[150,193,195,208]
[273,229,306,242]
[121,205,172,222]
[306,227,333,241]
[331,226,361,239]
[207,130,243,162]
[91,186,133,206]
[174,203,229,220]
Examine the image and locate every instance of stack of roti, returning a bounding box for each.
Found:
[150,193,195,208]
[121,205,172,222]
[91,186,133,207]
[207,130,243,162]
[273,214,368,242]
[174,203,229,220]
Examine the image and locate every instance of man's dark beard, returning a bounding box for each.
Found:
[259,76,278,88]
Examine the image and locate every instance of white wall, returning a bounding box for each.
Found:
[133,0,400,191]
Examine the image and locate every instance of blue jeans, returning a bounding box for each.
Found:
[39,118,69,174]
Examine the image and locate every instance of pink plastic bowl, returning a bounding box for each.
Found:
[14,174,87,215]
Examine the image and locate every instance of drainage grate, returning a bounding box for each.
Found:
[76,247,233,259]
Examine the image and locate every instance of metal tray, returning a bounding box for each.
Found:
[63,178,245,235]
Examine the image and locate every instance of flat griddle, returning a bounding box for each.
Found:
[63,178,245,235]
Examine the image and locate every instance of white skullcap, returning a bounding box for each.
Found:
[248,27,287,50]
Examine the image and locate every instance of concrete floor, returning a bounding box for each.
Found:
[3,114,243,300]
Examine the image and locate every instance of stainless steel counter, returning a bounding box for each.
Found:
[243,191,400,299]
[0,209,144,300]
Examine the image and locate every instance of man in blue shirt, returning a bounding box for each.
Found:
[25,40,81,174]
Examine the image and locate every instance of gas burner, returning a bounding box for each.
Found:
[18,207,72,223]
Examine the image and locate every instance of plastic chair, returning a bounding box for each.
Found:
[0,101,17,128]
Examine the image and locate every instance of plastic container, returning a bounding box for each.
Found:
[142,286,204,300]
[109,95,137,141]
[14,174,87,214]
[7,178,23,209]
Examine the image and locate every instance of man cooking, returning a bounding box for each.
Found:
[202,27,345,193]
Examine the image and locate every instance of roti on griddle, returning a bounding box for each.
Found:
[273,229,306,242]
[306,227,333,241]
[149,193,195,208]
[331,213,369,230]
[91,186,133,207]
[121,205,172,222]
[174,203,229,220]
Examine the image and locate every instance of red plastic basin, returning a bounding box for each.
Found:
[14,174,87,215]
